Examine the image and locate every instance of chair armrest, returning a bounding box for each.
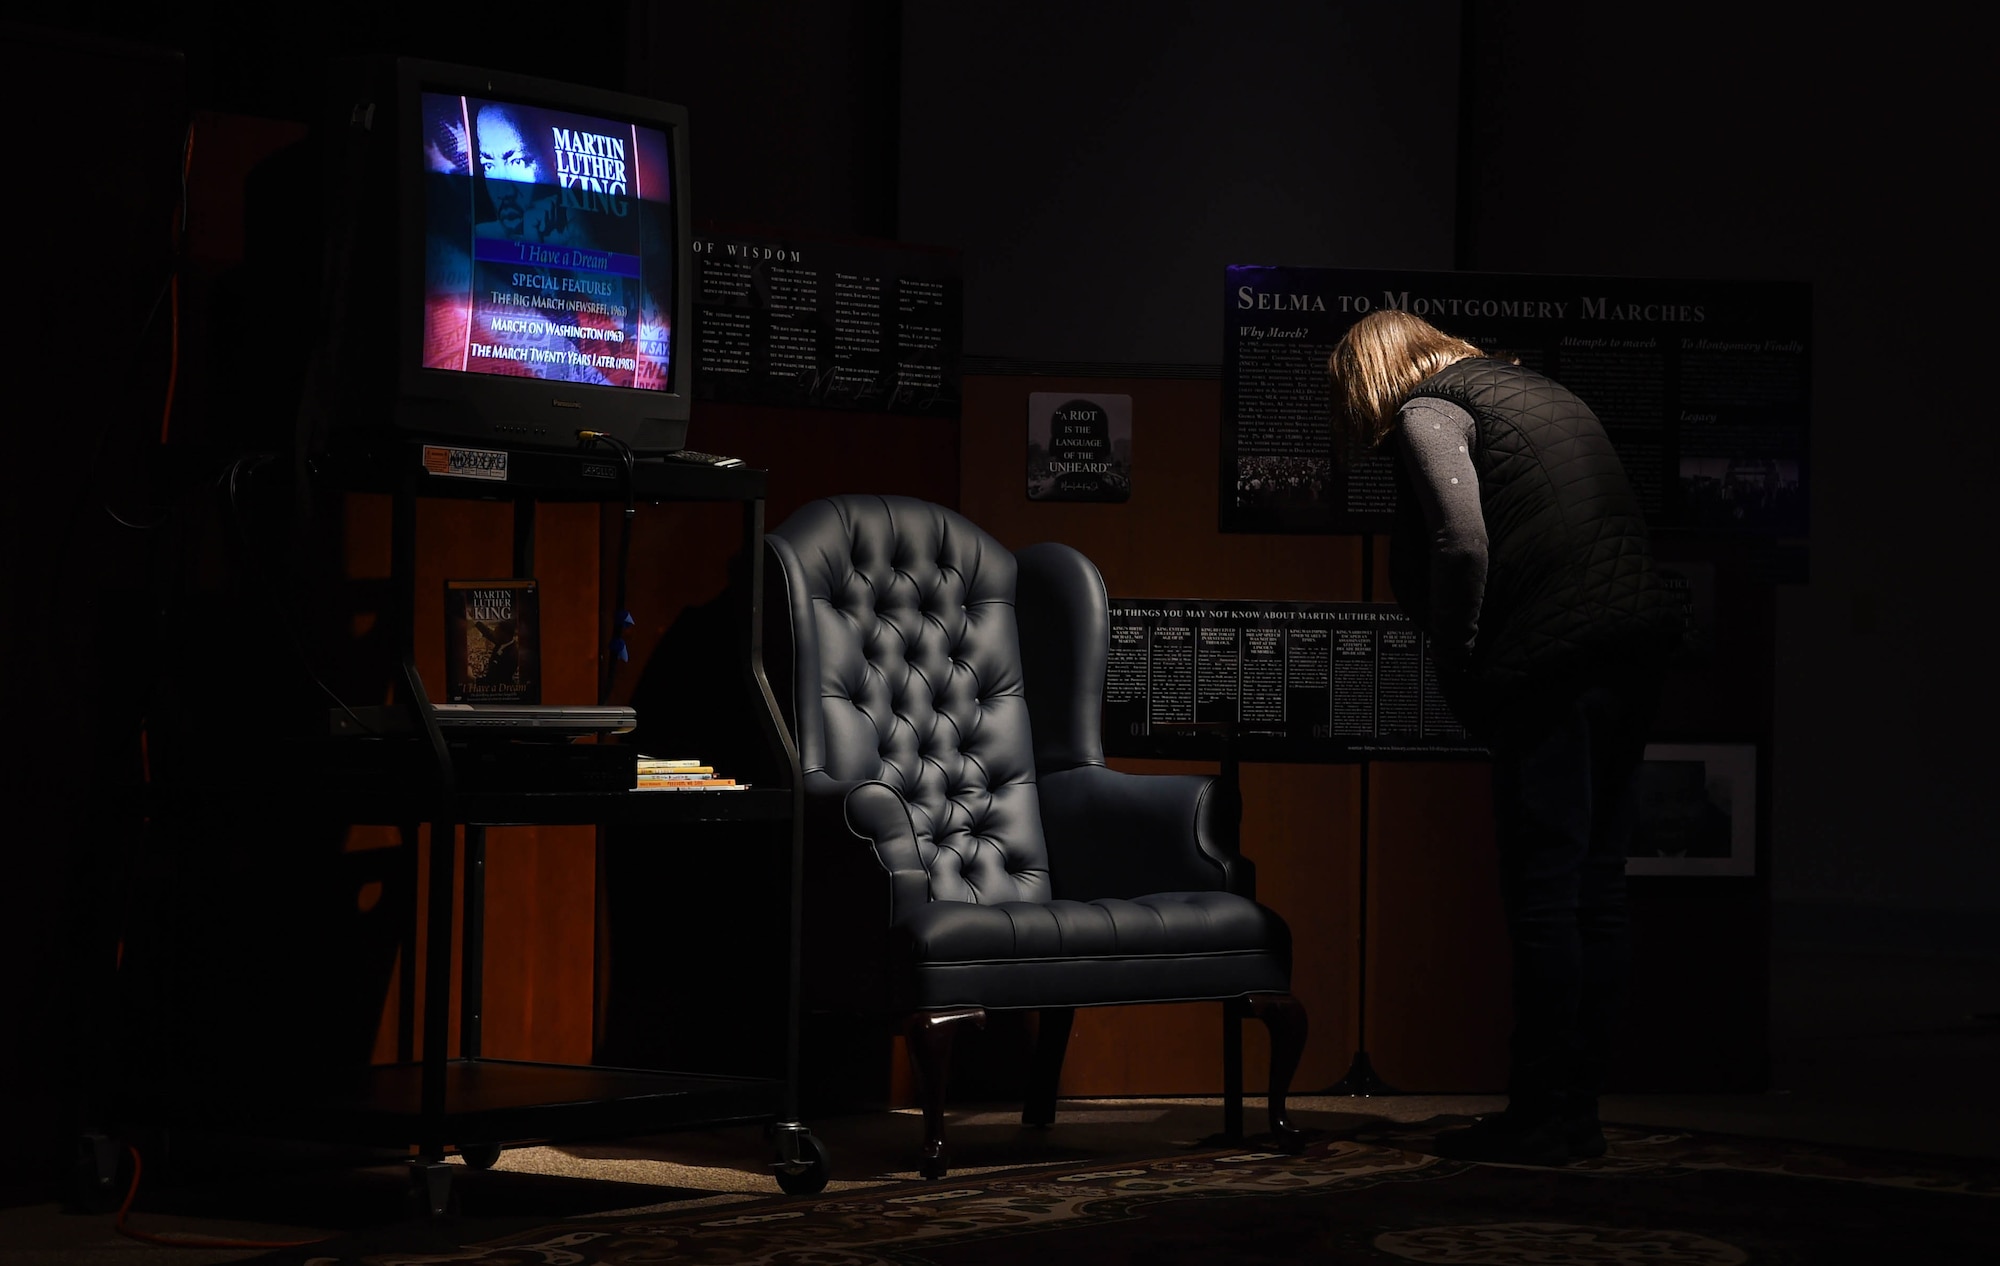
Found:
[1037,764,1255,901]
[796,771,936,1013]
[804,770,932,924]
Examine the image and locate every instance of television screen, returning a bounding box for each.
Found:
[417,91,677,395]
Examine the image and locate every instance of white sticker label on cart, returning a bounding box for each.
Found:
[422,445,509,481]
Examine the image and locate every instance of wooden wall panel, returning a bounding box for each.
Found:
[1363,533,1511,1092]
[960,377,1356,602]
[354,495,602,1067]
[607,401,963,707]
[1363,762,1512,1091]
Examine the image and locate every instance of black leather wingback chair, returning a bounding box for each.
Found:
[765,495,1307,1178]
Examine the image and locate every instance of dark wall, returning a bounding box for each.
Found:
[0,19,191,1205]
[627,1,901,241]
[900,1,1462,365]
[50,1,629,119]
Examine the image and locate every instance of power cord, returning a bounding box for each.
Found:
[220,452,378,735]
[577,429,638,705]
[97,115,198,533]
[113,1145,326,1250]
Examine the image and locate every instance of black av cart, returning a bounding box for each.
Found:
[127,440,824,1214]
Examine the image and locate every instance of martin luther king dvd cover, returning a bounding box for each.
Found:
[418,92,676,392]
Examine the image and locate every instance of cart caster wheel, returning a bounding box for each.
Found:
[774,1133,830,1196]
[408,1159,460,1218]
[459,1143,503,1171]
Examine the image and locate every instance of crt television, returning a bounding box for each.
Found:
[302,58,694,457]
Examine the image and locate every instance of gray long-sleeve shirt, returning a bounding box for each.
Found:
[1392,397,1487,661]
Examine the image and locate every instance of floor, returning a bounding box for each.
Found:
[2,946,1994,1265]
[1605,944,2000,1158]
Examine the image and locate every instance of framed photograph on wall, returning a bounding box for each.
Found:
[1027,392,1132,502]
[1627,743,1757,877]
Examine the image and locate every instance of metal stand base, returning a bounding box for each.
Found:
[1327,1049,1399,1097]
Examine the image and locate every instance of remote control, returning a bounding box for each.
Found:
[661,449,745,467]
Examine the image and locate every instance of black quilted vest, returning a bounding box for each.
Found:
[1390,358,1679,740]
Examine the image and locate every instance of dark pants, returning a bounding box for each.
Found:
[1488,674,1659,1116]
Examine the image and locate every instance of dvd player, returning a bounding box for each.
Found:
[330,703,637,738]
[430,704,637,734]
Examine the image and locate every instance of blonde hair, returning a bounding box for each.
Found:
[1326,309,1487,456]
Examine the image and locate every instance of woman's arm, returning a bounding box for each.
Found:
[1393,397,1487,663]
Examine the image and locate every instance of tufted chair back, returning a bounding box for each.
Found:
[766,495,1051,907]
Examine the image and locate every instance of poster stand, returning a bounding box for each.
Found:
[1109,550,1489,1098]
[1326,531,1399,1097]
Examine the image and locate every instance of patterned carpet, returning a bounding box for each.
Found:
[257,1119,1999,1266]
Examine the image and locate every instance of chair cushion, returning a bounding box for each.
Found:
[902,891,1275,961]
[893,891,1292,1011]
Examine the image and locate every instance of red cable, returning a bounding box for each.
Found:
[113,1145,326,1250]
[160,274,178,446]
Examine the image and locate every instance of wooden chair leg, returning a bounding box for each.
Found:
[1022,1007,1075,1127]
[1246,992,1308,1150]
[1221,997,1246,1142]
[903,1007,984,1179]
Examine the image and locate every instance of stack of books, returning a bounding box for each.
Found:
[633,756,747,791]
